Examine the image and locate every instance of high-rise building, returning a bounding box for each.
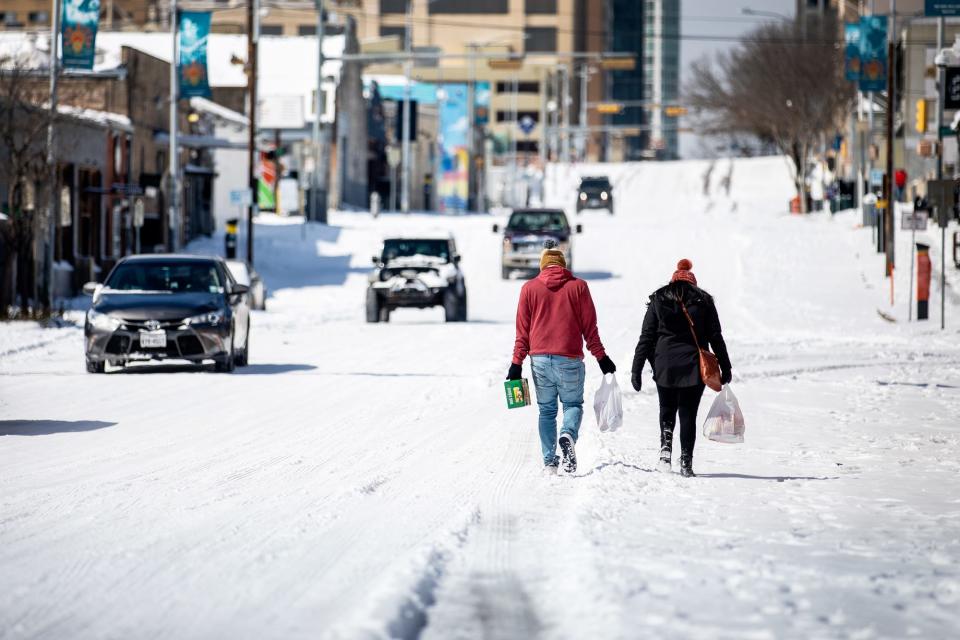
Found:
[608,0,646,160]
[642,0,679,159]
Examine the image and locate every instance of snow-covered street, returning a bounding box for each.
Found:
[2,157,959,639]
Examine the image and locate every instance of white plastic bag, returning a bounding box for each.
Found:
[702,386,745,443]
[593,373,624,432]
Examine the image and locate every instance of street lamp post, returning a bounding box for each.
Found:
[311,0,326,224]
[46,0,61,309]
[400,0,414,213]
[169,0,180,252]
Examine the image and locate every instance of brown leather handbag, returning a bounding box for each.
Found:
[679,300,723,392]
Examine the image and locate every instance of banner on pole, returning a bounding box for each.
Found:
[61,0,101,70]
[859,16,888,92]
[844,23,862,81]
[438,84,469,212]
[179,11,212,98]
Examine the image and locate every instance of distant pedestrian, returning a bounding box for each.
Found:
[630,260,732,477]
[508,240,616,475]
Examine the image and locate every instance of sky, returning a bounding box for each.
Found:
[678,0,795,158]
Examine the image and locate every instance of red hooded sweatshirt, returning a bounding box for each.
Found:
[512,266,607,365]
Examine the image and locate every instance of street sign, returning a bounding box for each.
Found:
[925,0,960,17]
[600,56,636,71]
[870,168,884,187]
[946,68,960,109]
[518,115,536,135]
[902,210,929,230]
[229,189,252,207]
[664,106,688,117]
[926,178,957,227]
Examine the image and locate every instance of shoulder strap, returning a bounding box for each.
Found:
[678,298,704,352]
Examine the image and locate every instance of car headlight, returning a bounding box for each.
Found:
[184,310,224,326]
[579,192,587,201]
[87,310,121,331]
[600,191,608,200]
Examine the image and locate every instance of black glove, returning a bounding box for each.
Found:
[631,373,642,392]
[598,355,616,375]
[506,363,522,380]
[721,368,732,385]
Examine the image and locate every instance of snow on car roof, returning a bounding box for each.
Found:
[381,232,454,241]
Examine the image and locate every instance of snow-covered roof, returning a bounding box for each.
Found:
[190,96,248,127]
[57,104,133,131]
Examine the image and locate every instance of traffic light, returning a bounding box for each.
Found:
[916,98,927,133]
[664,106,688,117]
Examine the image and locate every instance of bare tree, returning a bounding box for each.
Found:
[685,16,852,211]
[0,53,52,316]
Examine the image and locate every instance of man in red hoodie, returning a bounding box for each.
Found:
[507,240,616,474]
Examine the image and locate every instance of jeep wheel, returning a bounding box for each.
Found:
[365,289,381,323]
[444,289,465,322]
[86,358,105,374]
[379,306,391,322]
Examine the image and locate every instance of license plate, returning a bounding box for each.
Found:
[140,330,166,348]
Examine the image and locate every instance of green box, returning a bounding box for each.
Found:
[504,378,532,409]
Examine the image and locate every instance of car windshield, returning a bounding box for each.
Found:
[382,239,450,262]
[580,178,611,190]
[226,261,251,286]
[506,210,569,233]
[105,261,223,293]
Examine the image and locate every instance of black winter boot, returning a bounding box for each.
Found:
[679,453,696,478]
[658,425,674,472]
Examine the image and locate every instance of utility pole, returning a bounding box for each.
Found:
[883,0,895,285]
[400,0,413,213]
[246,0,259,263]
[311,0,326,224]
[578,62,588,161]
[936,16,946,330]
[169,0,180,252]
[466,44,476,212]
[45,0,60,308]
[560,64,570,163]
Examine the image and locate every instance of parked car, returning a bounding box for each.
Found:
[576,176,614,213]
[366,235,467,323]
[83,255,251,373]
[226,259,267,310]
[494,208,582,279]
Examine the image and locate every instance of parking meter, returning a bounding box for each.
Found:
[225,218,238,259]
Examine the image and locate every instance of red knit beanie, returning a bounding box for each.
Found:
[671,259,697,286]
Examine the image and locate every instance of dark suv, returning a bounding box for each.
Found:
[366,235,467,323]
[495,208,581,279]
[577,176,614,213]
[83,255,251,373]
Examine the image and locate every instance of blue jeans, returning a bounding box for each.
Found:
[530,355,585,466]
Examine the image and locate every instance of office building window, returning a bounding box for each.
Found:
[298,24,316,35]
[429,0,508,14]
[525,0,556,14]
[495,110,540,123]
[1,12,19,25]
[524,27,556,53]
[28,11,50,24]
[381,0,408,14]
[380,25,408,48]
[260,24,283,35]
[495,81,539,93]
[516,141,539,153]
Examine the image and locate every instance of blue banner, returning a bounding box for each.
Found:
[61,0,100,70]
[438,84,469,212]
[844,23,861,82]
[475,82,491,126]
[179,11,211,98]
[859,16,887,92]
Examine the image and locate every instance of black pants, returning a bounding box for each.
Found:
[656,384,706,455]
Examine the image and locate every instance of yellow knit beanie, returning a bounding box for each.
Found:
[539,240,567,270]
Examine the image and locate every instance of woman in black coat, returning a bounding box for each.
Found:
[631,259,732,477]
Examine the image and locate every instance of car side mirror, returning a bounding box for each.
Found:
[453,255,461,265]
[575,224,583,234]
[372,255,380,265]
[82,282,99,296]
[492,223,499,233]
[231,283,250,296]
